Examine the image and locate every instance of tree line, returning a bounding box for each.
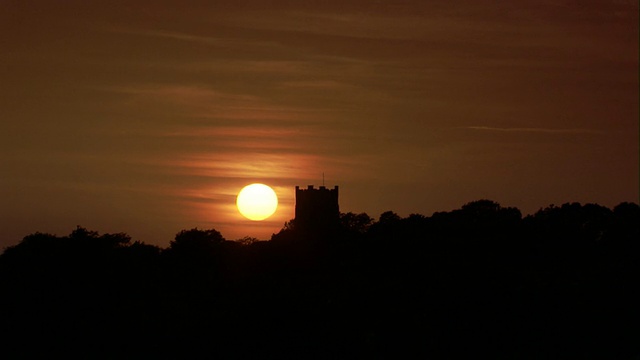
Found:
[0,200,638,358]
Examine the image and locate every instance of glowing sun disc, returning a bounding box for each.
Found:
[236,183,278,221]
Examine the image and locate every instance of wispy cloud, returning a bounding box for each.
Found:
[107,27,283,50]
[462,126,602,134]
[105,84,334,122]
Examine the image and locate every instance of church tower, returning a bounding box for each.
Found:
[295,185,340,231]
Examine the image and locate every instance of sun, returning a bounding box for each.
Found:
[236,183,278,221]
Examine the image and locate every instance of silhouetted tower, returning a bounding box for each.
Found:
[295,185,340,231]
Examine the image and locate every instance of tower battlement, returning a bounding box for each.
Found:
[295,185,339,230]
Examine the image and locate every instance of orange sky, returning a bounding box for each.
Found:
[1,1,638,247]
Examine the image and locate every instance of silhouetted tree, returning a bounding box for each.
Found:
[340,212,373,233]
[1,232,60,259]
[459,199,522,229]
[610,202,640,243]
[524,202,613,248]
[166,228,225,255]
[378,210,401,224]
[236,236,260,246]
[271,219,299,242]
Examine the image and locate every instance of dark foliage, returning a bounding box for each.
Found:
[0,202,638,358]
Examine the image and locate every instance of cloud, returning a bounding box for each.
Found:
[107,27,283,50]
[462,126,602,135]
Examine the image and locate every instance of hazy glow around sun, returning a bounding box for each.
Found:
[236,183,278,221]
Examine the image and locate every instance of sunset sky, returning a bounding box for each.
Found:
[1,1,638,247]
